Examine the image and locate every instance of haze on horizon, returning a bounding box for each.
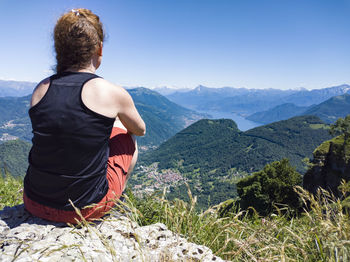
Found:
[1,0,350,90]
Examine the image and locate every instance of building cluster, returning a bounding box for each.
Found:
[132,163,186,197]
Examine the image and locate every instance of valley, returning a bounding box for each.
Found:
[133,116,332,209]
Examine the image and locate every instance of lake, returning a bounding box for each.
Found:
[197,110,262,131]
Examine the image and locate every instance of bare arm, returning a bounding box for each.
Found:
[81,78,146,136]
[116,88,146,136]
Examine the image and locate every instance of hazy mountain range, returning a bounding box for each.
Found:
[0,80,36,97]
[163,84,350,115]
[247,94,350,124]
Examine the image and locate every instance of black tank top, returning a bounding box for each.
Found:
[24,72,115,210]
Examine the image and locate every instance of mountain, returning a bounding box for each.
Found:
[205,89,297,114]
[246,103,309,124]
[0,80,36,97]
[281,84,350,107]
[0,87,205,150]
[142,115,331,173]
[0,139,31,177]
[128,88,205,148]
[166,84,350,115]
[152,86,191,96]
[246,93,350,124]
[302,94,350,124]
[136,116,332,208]
[167,85,297,113]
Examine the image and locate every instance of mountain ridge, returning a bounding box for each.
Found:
[166,84,350,114]
[247,93,350,124]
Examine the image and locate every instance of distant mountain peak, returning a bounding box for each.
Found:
[152,86,192,96]
[194,85,209,92]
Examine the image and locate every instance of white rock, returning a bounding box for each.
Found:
[0,205,226,261]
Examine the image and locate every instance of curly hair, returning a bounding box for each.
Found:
[54,8,105,73]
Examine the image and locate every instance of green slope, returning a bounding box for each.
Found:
[246,103,309,124]
[142,119,241,172]
[142,115,331,173]
[302,94,350,123]
[0,139,31,177]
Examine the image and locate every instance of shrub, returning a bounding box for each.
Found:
[237,158,302,216]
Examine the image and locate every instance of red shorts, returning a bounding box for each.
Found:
[23,127,136,224]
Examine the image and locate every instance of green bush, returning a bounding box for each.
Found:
[237,158,302,216]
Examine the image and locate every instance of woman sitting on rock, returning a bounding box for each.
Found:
[23,8,146,223]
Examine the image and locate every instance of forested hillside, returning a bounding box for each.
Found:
[303,94,350,123]
[142,115,331,173]
[0,139,31,177]
[246,103,309,124]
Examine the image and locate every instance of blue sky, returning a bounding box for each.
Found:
[1,0,350,90]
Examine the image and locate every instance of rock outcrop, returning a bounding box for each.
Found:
[0,205,224,262]
[303,135,350,196]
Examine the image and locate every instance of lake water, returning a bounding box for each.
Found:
[197,110,262,131]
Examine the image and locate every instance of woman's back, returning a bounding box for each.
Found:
[25,72,114,210]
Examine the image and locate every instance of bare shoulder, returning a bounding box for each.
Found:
[85,78,132,106]
[85,78,145,135]
[31,77,50,107]
[82,77,133,118]
[88,78,129,97]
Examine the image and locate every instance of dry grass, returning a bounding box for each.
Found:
[129,185,350,261]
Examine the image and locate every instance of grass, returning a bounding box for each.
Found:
[0,173,23,209]
[313,135,344,157]
[128,185,350,261]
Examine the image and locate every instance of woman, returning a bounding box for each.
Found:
[23,8,146,223]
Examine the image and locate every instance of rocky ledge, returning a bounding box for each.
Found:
[0,205,224,262]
